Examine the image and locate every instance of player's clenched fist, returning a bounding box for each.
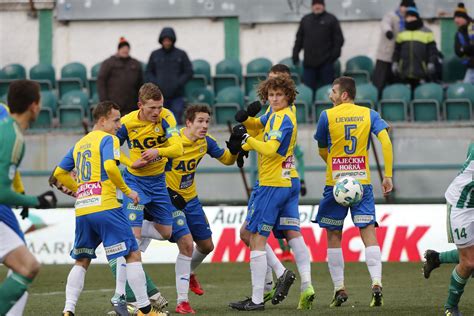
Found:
[127,190,140,206]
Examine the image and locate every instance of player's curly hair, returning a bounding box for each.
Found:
[184,104,212,123]
[139,83,163,104]
[257,76,297,105]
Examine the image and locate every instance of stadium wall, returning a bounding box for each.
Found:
[0,10,441,73]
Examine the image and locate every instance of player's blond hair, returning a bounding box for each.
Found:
[138,83,163,104]
[257,76,297,105]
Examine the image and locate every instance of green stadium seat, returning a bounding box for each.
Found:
[58,106,85,129]
[313,84,333,122]
[185,76,207,100]
[411,83,443,121]
[443,55,466,83]
[30,108,53,129]
[213,58,242,95]
[0,94,6,104]
[247,58,272,74]
[188,87,215,106]
[379,84,411,121]
[334,60,341,78]
[91,62,101,79]
[444,83,474,121]
[246,89,269,116]
[40,90,58,114]
[345,56,373,84]
[277,57,302,84]
[88,79,98,100]
[244,74,266,96]
[296,84,313,119]
[213,104,240,125]
[294,102,309,123]
[192,59,211,84]
[60,90,89,116]
[1,64,26,79]
[30,63,56,90]
[58,62,87,97]
[355,83,378,109]
[216,86,244,109]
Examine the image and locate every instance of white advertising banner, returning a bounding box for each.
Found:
[13,204,453,264]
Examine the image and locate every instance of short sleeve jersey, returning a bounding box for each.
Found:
[59,130,122,216]
[116,108,180,176]
[165,129,225,201]
[314,103,389,186]
[445,143,474,209]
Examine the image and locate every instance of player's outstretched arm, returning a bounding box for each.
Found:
[119,151,149,169]
[376,129,393,195]
[217,150,238,165]
[142,135,183,161]
[246,137,280,157]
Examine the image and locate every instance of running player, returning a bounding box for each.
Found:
[313,76,393,308]
[53,101,165,316]
[0,80,57,315]
[164,104,237,313]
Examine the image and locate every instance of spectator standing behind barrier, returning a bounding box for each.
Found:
[145,27,193,125]
[292,0,344,95]
[97,37,143,115]
[373,0,414,95]
[453,3,474,84]
[392,7,438,90]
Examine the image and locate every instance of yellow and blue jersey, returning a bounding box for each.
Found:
[258,107,297,187]
[59,130,122,216]
[314,103,389,186]
[165,129,230,201]
[116,108,180,177]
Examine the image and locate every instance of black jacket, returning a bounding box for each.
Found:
[145,27,193,99]
[454,22,474,69]
[292,11,344,68]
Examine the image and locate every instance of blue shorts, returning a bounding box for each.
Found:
[123,170,174,227]
[169,209,191,243]
[183,197,212,241]
[246,186,292,237]
[0,205,25,242]
[71,207,138,261]
[245,181,261,223]
[273,178,301,239]
[314,185,376,230]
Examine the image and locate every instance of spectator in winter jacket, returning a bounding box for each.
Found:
[97,37,143,115]
[145,27,193,124]
[453,2,474,84]
[392,7,438,90]
[373,0,415,96]
[292,0,344,95]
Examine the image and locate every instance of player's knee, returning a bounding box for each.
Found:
[25,259,41,279]
[201,242,214,254]
[161,230,172,240]
[240,229,250,246]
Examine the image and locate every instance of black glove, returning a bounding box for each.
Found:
[18,192,29,219]
[235,110,249,123]
[237,150,249,168]
[232,124,248,139]
[167,187,187,210]
[385,30,394,40]
[226,133,242,155]
[300,179,307,197]
[246,101,262,117]
[37,191,57,209]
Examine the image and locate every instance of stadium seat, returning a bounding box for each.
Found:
[295,83,313,120]
[334,60,341,78]
[244,74,266,96]
[443,83,474,121]
[313,84,333,122]
[213,58,242,95]
[246,89,269,116]
[60,90,89,115]
[379,84,411,122]
[411,83,443,121]
[88,79,98,100]
[344,56,373,84]
[30,108,53,129]
[0,64,27,96]
[91,62,101,78]
[185,76,207,100]
[40,90,58,114]
[247,58,272,74]
[294,102,309,123]
[30,63,56,90]
[58,62,87,97]
[0,94,6,104]
[187,87,215,106]
[192,59,211,84]
[443,55,466,83]
[216,86,244,109]
[58,106,85,129]
[278,57,302,84]
[213,103,240,125]
[355,83,378,109]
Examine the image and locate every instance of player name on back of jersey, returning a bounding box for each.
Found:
[335,116,365,123]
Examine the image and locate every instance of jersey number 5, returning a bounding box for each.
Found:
[76,150,92,182]
[344,124,357,155]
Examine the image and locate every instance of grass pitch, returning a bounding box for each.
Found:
[1,262,473,315]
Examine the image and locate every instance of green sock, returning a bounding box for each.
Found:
[0,272,33,315]
[109,258,159,303]
[445,268,469,309]
[440,250,459,264]
[278,239,290,252]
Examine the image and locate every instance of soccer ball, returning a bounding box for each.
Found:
[333,177,363,207]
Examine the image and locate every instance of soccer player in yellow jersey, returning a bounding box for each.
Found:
[234,65,314,309]
[230,76,313,311]
[313,76,393,308]
[164,104,237,313]
[53,101,166,315]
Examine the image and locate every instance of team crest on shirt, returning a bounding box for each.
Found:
[199,146,205,153]
[129,212,137,221]
[155,127,160,133]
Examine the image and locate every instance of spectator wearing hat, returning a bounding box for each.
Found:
[97,37,143,115]
[292,0,344,95]
[392,6,438,90]
[373,0,415,95]
[454,2,474,84]
[145,27,193,124]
